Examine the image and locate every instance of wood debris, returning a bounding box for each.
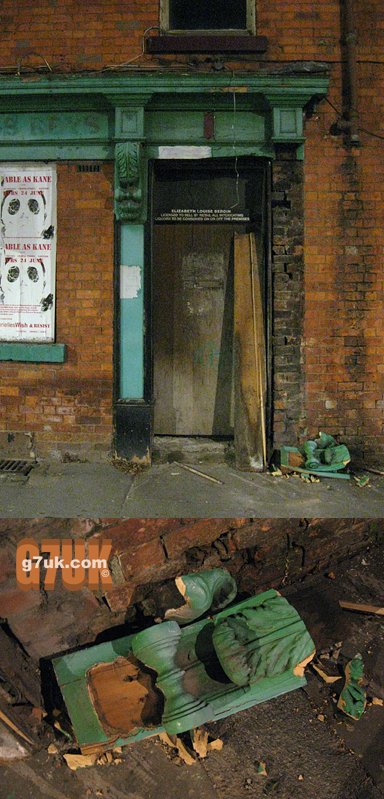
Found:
[191,728,223,757]
[207,737,223,752]
[63,747,125,770]
[353,474,370,488]
[174,462,223,485]
[159,732,196,766]
[159,728,224,765]
[0,708,34,746]
[64,753,97,770]
[311,663,342,684]
[191,728,208,758]
[339,600,384,616]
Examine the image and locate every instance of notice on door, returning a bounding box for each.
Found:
[0,163,57,342]
[155,208,250,223]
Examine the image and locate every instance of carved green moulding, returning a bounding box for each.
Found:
[337,655,366,720]
[52,571,315,754]
[0,71,329,163]
[164,567,238,624]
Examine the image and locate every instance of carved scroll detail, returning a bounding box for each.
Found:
[114,141,144,222]
[165,568,238,625]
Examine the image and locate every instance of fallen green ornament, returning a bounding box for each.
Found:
[52,570,315,755]
[337,654,366,720]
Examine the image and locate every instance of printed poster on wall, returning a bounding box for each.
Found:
[0,163,57,341]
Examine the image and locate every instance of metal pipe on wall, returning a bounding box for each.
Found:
[343,0,360,144]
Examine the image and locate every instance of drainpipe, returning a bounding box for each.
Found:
[338,0,360,144]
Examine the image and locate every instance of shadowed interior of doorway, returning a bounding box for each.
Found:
[151,158,267,463]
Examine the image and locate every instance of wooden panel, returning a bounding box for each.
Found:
[153,224,236,435]
[234,232,266,470]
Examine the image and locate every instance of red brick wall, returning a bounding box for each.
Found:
[0,1,382,461]
[0,517,381,660]
[0,164,115,460]
[303,3,384,462]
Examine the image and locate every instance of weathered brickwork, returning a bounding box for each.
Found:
[0,1,382,460]
[0,164,114,460]
[271,153,305,445]
[0,517,381,659]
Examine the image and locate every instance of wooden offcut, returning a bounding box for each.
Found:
[234,233,266,470]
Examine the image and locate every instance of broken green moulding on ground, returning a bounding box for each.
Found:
[337,654,367,720]
[52,570,315,754]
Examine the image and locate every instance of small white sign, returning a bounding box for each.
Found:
[120,264,141,299]
[158,146,212,160]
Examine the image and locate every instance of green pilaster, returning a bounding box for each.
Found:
[119,224,145,399]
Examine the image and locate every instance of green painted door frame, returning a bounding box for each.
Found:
[0,70,328,462]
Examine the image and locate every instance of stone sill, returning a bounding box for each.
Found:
[0,343,67,363]
[145,34,268,54]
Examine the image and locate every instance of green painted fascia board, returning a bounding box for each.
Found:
[53,635,134,683]
[0,343,66,363]
[209,671,307,721]
[0,71,329,105]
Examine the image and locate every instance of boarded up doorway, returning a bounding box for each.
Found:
[152,158,267,438]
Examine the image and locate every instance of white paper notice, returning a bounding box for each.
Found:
[120,265,141,299]
[158,146,212,160]
[0,163,57,342]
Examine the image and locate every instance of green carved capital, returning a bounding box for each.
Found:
[212,593,315,687]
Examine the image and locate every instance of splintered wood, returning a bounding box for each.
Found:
[234,233,266,471]
[159,728,223,765]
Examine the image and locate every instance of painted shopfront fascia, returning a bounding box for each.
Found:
[0,70,328,461]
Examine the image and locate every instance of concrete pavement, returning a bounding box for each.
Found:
[0,460,383,517]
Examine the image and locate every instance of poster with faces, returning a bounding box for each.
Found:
[0,163,56,341]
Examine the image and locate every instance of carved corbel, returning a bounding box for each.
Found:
[114,141,144,222]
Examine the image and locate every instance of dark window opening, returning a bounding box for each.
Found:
[169,0,247,30]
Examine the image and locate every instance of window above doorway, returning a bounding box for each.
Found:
[160,0,255,35]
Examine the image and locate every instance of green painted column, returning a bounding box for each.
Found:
[119,224,145,399]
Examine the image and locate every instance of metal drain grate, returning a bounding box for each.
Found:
[0,459,36,476]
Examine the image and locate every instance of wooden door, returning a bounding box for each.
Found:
[152,159,266,438]
[153,223,238,435]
